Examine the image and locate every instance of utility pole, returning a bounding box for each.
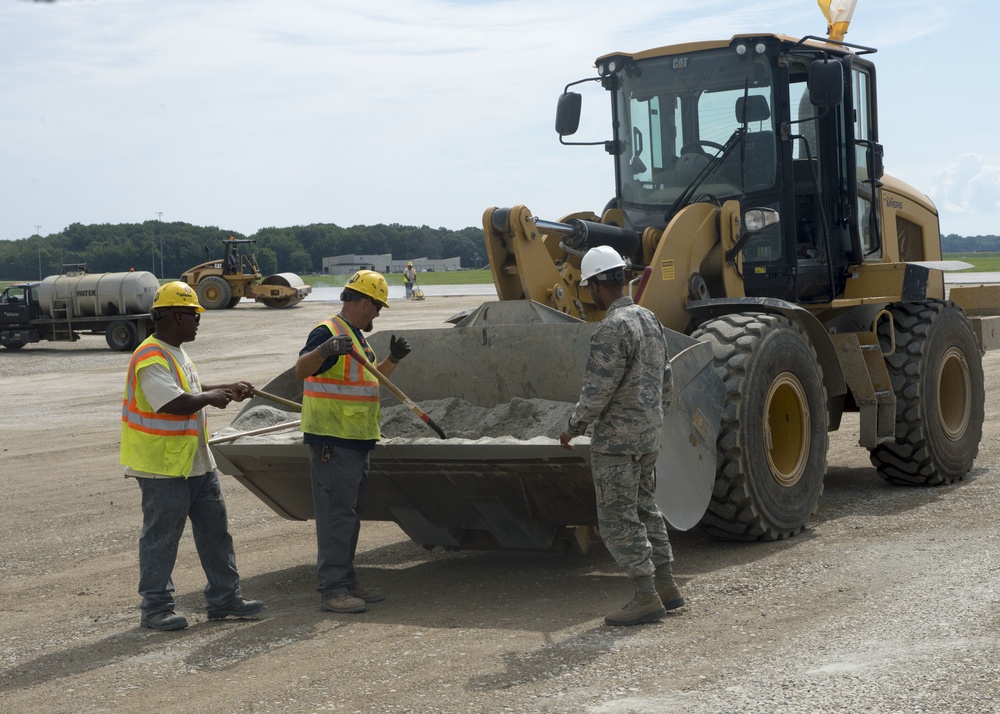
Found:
[156,212,164,278]
[35,225,41,279]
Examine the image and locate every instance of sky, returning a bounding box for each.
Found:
[1,0,997,242]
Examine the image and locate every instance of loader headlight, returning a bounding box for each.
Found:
[742,208,780,233]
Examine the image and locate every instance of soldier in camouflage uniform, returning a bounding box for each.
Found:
[560,246,685,626]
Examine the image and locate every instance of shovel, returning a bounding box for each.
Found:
[349,346,447,439]
[252,388,302,412]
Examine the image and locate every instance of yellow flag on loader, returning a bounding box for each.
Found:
[817,0,858,41]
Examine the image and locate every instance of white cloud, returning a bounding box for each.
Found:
[930,154,1000,235]
[0,0,995,240]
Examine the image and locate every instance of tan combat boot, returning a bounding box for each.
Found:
[604,592,667,627]
[654,563,686,611]
[655,581,686,611]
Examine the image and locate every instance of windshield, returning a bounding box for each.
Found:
[616,47,777,211]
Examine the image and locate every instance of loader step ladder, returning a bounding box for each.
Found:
[829,332,896,448]
[49,299,75,342]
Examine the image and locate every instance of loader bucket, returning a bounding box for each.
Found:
[212,300,724,550]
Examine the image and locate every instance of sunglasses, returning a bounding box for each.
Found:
[368,298,382,314]
[177,311,201,323]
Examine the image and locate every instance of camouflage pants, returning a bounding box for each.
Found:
[591,451,673,579]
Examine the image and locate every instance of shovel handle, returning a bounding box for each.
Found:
[349,346,447,439]
[253,388,303,413]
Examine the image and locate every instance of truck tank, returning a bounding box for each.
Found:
[36,272,159,319]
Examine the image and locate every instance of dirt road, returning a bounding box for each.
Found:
[1,296,998,713]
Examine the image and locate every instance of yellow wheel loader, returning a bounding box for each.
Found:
[179,237,311,309]
[481,32,990,540]
[211,29,992,550]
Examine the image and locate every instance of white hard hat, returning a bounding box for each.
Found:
[579,245,627,286]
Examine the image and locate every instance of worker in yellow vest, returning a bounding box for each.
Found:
[294,270,411,614]
[121,281,265,631]
[403,261,416,299]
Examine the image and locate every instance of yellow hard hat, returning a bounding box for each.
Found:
[152,281,205,312]
[346,270,390,308]
[407,261,413,267]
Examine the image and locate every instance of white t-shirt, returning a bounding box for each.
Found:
[124,340,216,478]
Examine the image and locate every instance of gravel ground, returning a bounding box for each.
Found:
[1,295,998,714]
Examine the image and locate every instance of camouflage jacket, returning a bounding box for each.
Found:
[567,296,672,454]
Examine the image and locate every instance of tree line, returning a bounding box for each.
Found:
[0,221,487,281]
[941,234,1000,254]
[2,222,995,282]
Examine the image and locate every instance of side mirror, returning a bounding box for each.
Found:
[555,92,582,136]
[808,59,844,109]
[869,142,884,180]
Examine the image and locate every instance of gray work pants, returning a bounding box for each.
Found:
[308,443,369,598]
[136,471,242,616]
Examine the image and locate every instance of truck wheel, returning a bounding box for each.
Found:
[105,320,138,351]
[869,300,984,485]
[196,276,232,310]
[227,296,242,308]
[2,341,26,350]
[692,312,828,541]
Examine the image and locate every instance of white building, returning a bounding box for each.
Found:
[321,254,461,275]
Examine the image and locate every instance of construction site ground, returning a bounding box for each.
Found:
[2,296,998,714]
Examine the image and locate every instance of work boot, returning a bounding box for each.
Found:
[140,611,189,631]
[207,598,267,621]
[321,591,367,614]
[348,583,385,603]
[655,581,686,611]
[604,592,666,627]
[654,563,685,611]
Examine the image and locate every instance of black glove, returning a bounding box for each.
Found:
[317,334,353,359]
[388,335,411,363]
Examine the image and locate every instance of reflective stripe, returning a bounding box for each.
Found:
[121,343,199,435]
[300,316,382,440]
[120,336,204,476]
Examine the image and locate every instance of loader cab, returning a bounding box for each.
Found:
[562,34,883,305]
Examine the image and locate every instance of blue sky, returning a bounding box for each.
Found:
[1,0,997,241]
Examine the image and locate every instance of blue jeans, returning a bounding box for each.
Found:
[136,471,242,616]
[308,443,369,598]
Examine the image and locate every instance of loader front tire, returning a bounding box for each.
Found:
[869,300,984,485]
[693,312,828,541]
[196,276,232,310]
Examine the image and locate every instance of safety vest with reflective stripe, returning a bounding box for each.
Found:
[301,316,381,440]
[120,336,205,477]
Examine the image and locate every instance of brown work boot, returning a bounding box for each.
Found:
[655,580,686,611]
[348,583,384,603]
[604,592,666,627]
[321,591,367,614]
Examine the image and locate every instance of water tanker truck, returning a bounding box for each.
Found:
[0,268,157,351]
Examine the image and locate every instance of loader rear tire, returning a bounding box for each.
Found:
[196,276,232,310]
[869,300,984,485]
[227,296,242,309]
[692,312,828,541]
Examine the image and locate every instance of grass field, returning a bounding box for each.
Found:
[943,253,1000,271]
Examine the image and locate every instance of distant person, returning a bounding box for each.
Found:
[295,270,411,614]
[121,281,265,631]
[559,246,683,627]
[403,262,417,300]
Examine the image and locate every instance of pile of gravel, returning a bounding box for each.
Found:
[218,397,588,444]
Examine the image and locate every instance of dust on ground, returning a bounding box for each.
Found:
[2,294,999,714]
